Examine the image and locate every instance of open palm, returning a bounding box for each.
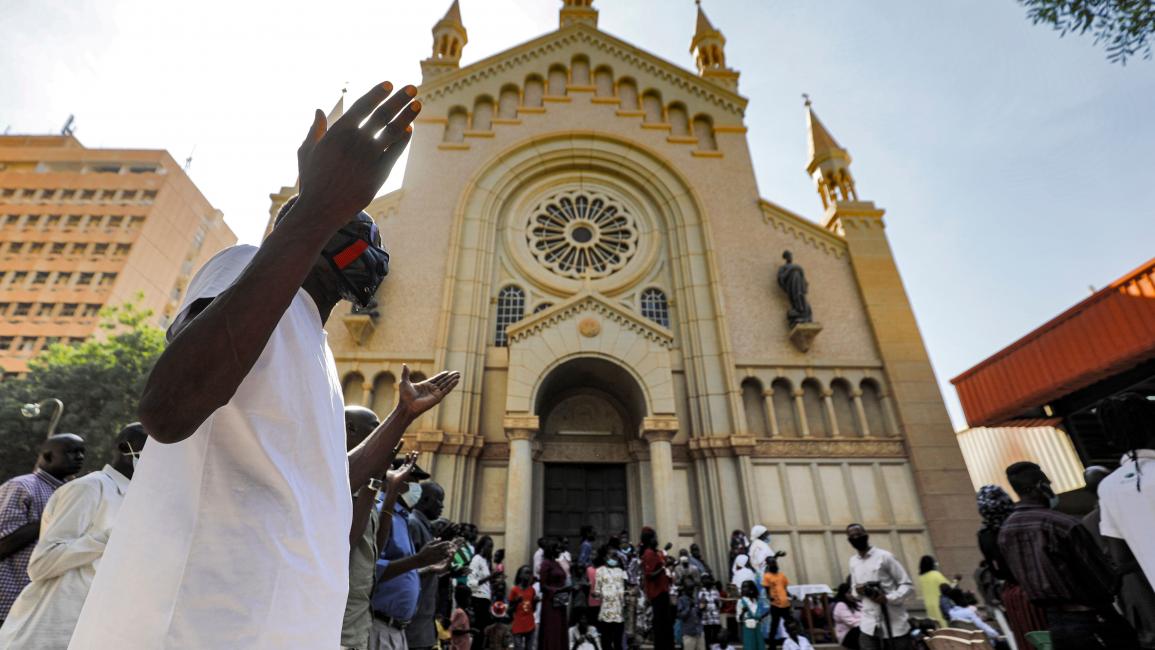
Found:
[398,364,461,420]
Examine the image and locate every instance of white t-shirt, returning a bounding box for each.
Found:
[69,245,351,649]
[469,553,492,600]
[1099,450,1155,586]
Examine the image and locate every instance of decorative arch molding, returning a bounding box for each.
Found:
[434,131,740,437]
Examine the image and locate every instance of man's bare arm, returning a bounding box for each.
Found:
[347,367,459,491]
[138,83,419,444]
[0,522,39,561]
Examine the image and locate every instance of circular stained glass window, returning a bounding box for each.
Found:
[526,191,638,279]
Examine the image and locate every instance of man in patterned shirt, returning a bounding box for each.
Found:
[0,433,86,623]
[697,573,723,647]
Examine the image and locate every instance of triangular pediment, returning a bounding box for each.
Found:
[419,23,747,119]
[504,289,674,349]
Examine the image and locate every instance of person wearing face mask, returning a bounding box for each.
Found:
[998,461,1139,650]
[0,425,141,649]
[845,523,914,650]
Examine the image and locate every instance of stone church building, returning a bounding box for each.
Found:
[275,0,979,590]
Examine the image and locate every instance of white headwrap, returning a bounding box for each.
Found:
[731,553,756,589]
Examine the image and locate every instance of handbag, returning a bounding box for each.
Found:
[553,590,572,609]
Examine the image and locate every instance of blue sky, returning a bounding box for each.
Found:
[3,0,1152,428]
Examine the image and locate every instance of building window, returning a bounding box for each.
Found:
[129,215,145,228]
[494,285,525,347]
[88,215,103,228]
[640,288,670,327]
[32,271,49,285]
[77,272,94,286]
[60,303,78,317]
[82,303,101,317]
[36,303,54,317]
[1,188,14,198]
[61,189,76,200]
[41,189,57,200]
[0,337,12,351]
[122,189,138,201]
[4,215,18,226]
[71,243,88,256]
[100,189,116,200]
[527,190,638,279]
[49,242,66,256]
[28,242,44,255]
[17,338,36,352]
[93,243,110,256]
[24,215,40,228]
[55,272,72,286]
[92,165,121,174]
[21,188,36,199]
[129,165,158,174]
[8,242,24,254]
[108,215,124,228]
[100,272,118,286]
[11,271,27,286]
[44,336,60,347]
[45,214,60,228]
[13,302,32,317]
[141,190,158,201]
[80,189,96,200]
[66,215,83,228]
[0,303,8,315]
[114,243,131,256]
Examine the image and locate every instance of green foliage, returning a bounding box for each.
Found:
[0,297,165,482]
[1018,0,1155,63]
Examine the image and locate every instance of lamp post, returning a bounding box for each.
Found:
[21,398,65,438]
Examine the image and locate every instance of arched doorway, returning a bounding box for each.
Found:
[535,357,646,549]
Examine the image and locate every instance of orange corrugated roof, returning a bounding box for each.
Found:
[952,258,1155,426]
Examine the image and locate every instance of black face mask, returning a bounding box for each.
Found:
[848,535,870,552]
[322,213,390,308]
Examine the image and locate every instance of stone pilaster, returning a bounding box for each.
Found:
[642,416,678,543]
[503,415,539,573]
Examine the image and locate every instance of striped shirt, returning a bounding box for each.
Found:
[0,469,64,619]
[997,503,1117,608]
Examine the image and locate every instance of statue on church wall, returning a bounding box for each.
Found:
[777,250,813,328]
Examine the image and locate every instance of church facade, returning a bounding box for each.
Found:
[301,1,979,589]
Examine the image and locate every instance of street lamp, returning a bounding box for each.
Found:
[21,398,65,438]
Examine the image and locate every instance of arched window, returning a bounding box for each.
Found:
[667,103,689,136]
[342,372,365,406]
[642,90,663,123]
[498,85,520,119]
[594,66,614,97]
[548,65,568,96]
[444,106,467,143]
[639,288,669,327]
[472,95,494,131]
[494,285,525,346]
[693,114,717,151]
[524,75,544,108]
[742,378,769,437]
[371,372,396,416]
[570,56,590,86]
[802,379,829,437]
[618,78,639,111]
[830,378,857,436]
[533,302,552,314]
[860,379,887,436]
[771,378,798,436]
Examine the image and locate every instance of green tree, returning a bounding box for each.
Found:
[0,298,165,482]
[1018,0,1155,63]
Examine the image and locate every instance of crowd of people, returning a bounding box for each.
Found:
[0,83,1151,650]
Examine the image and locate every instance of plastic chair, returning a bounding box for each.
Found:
[1025,631,1053,650]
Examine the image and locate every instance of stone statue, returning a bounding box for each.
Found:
[776,250,813,327]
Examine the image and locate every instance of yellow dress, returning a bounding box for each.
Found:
[918,569,951,627]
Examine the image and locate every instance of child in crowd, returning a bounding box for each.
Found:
[569,613,602,650]
[677,580,706,650]
[452,585,476,650]
[780,619,813,650]
[508,566,537,650]
[484,600,513,650]
[697,574,724,647]
[761,559,791,648]
[736,581,765,650]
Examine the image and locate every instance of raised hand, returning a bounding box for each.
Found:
[293,82,420,230]
[397,364,461,420]
[385,450,421,493]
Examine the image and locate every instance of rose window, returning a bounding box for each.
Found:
[526,191,638,279]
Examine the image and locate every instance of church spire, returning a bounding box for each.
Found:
[804,96,858,210]
[689,1,739,91]
[559,0,598,29]
[421,1,468,82]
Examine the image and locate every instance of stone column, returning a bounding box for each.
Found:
[503,416,538,573]
[851,389,871,437]
[642,417,679,543]
[822,388,840,437]
[360,381,373,408]
[763,388,780,437]
[792,389,811,437]
[880,391,899,437]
